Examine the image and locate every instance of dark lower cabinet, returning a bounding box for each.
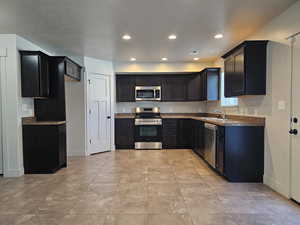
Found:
[22,124,66,174]
[115,118,135,149]
[216,126,264,182]
[193,120,205,157]
[177,119,194,148]
[162,119,178,149]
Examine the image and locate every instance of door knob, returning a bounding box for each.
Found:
[107,116,111,119]
[289,129,298,135]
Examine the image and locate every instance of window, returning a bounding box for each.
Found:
[220,72,238,107]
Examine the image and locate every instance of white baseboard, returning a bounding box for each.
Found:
[4,168,24,177]
[264,174,290,198]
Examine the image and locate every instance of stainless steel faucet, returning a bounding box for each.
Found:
[213,110,226,119]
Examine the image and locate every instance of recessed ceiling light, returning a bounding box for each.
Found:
[168,34,177,40]
[122,34,131,40]
[214,33,223,39]
[193,57,199,61]
[162,57,168,61]
[190,50,199,55]
[130,57,136,61]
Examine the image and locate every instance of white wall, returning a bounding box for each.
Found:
[84,57,115,152]
[114,62,212,113]
[207,0,300,197]
[0,35,24,176]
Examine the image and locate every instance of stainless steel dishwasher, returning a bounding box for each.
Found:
[204,123,217,168]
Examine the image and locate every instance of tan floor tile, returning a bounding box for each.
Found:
[104,214,147,225]
[147,196,187,214]
[1,150,300,225]
[148,213,194,225]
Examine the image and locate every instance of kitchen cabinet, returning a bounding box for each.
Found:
[22,124,66,173]
[34,57,66,121]
[20,51,50,97]
[187,74,202,101]
[116,75,136,102]
[162,119,178,148]
[215,125,264,182]
[135,75,162,86]
[193,120,205,157]
[161,76,189,101]
[202,68,220,101]
[178,119,194,148]
[64,58,82,81]
[222,41,268,97]
[115,118,135,149]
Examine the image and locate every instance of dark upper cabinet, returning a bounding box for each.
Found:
[20,51,50,97]
[116,75,136,102]
[135,75,162,86]
[115,70,219,102]
[161,75,189,101]
[222,40,268,97]
[187,74,202,101]
[201,68,220,101]
[64,58,82,81]
[115,118,135,149]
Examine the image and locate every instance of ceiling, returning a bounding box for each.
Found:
[0,0,297,62]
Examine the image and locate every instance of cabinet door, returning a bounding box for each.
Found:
[135,75,161,86]
[216,126,225,175]
[187,74,201,101]
[224,57,235,97]
[58,124,67,167]
[206,69,220,101]
[178,119,193,148]
[162,76,188,101]
[162,119,178,148]
[200,71,207,101]
[20,52,50,97]
[193,121,204,156]
[116,75,136,102]
[115,119,135,149]
[232,49,245,96]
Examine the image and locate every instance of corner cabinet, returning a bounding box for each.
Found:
[22,124,67,174]
[222,40,268,97]
[20,51,50,97]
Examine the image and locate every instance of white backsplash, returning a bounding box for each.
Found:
[116,102,206,113]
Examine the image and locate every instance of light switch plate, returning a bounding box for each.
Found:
[278,101,286,110]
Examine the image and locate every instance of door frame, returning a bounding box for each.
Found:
[0,48,8,175]
[85,72,113,155]
[289,32,300,202]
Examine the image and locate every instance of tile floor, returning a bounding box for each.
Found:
[0,150,300,225]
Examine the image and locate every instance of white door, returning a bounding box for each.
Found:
[291,35,300,203]
[88,74,111,154]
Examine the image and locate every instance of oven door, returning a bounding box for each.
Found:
[135,124,162,142]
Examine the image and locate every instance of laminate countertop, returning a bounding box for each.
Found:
[115,113,265,127]
[22,117,66,126]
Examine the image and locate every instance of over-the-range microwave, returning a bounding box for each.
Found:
[135,86,161,101]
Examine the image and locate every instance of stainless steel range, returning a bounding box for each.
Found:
[134,107,162,150]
